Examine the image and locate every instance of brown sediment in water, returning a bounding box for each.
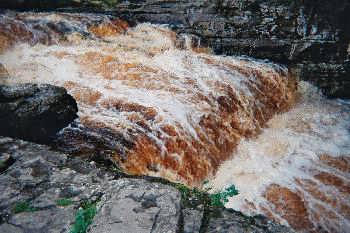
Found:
[4,11,350,233]
[0,12,296,186]
[256,153,350,232]
[88,19,129,37]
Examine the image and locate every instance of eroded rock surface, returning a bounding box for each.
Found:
[0,137,105,233]
[0,84,78,144]
[89,179,181,233]
[0,137,293,233]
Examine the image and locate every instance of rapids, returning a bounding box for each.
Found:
[208,82,350,232]
[0,11,349,233]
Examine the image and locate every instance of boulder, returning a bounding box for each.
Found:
[0,84,78,144]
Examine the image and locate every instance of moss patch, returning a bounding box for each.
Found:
[70,201,97,233]
[174,183,238,209]
[209,185,239,208]
[12,201,37,214]
[56,198,74,207]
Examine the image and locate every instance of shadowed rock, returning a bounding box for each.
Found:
[0,84,78,144]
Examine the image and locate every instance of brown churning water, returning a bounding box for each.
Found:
[1,12,349,233]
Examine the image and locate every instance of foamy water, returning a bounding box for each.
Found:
[0,12,349,233]
[0,12,295,185]
[208,82,350,232]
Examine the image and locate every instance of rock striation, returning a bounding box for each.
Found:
[111,0,350,98]
[0,84,78,144]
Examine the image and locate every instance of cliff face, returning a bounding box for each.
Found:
[2,0,348,98]
[111,0,350,98]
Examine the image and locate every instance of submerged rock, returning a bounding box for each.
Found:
[0,84,78,144]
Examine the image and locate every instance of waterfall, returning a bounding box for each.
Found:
[1,11,349,233]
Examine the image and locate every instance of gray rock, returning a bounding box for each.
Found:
[9,208,75,233]
[0,223,24,233]
[89,178,181,233]
[0,137,111,232]
[183,208,203,233]
[0,84,78,144]
[207,209,294,233]
[0,137,293,233]
[0,137,184,233]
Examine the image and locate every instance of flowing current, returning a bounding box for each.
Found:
[0,12,349,233]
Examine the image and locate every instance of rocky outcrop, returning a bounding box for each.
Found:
[89,179,181,233]
[0,136,294,233]
[111,0,350,98]
[0,84,78,144]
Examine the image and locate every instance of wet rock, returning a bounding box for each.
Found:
[296,61,350,98]
[0,84,78,144]
[109,0,350,97]
[88,179,181,233]
[206,209,294,233]
[54,122,134,164]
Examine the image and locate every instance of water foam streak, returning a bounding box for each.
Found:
[0,12,295,185]
[209,82,350,232]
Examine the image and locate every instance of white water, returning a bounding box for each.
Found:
[208,82,350,231]
[1,12,350,232]
[0,12,294,184]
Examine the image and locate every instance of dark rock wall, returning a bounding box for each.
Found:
[111,0,350,98]
[0,0,349,97]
